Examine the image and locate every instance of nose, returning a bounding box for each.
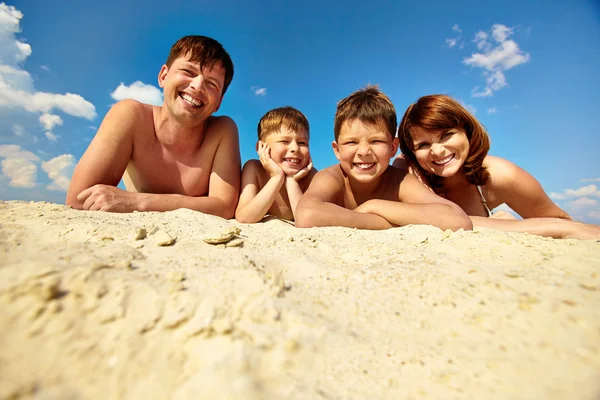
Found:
[189,74,205,92]
[357,142,372,156]
[430,143,444,156]
[288,140,299,153]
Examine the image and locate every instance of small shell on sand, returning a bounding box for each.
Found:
[204,227,242,245]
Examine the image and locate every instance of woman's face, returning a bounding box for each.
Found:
[410,126,470,178]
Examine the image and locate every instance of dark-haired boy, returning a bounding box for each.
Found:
[295,86,472,231]
[235,106,316,223]
[66,35,240,218]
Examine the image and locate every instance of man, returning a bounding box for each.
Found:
[66,35,240,218]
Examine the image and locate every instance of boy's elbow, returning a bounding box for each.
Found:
[294,204,317,228]
[451,208,473,231]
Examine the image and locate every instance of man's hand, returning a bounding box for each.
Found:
[257,141,284,178]
[291,161,313,181]
[77,184,145,212]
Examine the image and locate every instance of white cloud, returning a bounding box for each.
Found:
[588,211,600,221]
[110,81,163,106]
[580,178,600,183]
[251,86,267,96]
[44,131,58,141]
[0,3,97,141]
[39,113,63,130]
[41,154,76,191]
[0,144,40,188]
[550,184,600,200]
[487,108,498,114]
[463,24,530,97]
[566,197,597,209]
[40,65,50,71]
[445,24,464,49]
[12,123,24,136]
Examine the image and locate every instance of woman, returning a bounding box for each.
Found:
[393,94,600,239]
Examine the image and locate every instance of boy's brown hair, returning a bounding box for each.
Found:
[257,106,310,141]
[397,94,491,191]
[333,85,397,141]
[165,35,234,96]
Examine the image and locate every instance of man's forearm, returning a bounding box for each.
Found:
[470,216,569,238]
[140,193,237,218]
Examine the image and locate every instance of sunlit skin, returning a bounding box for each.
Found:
[394,125,600,239]
[235,126,315,223]
[261,126,311,176]
[333,119,398,191]
[295,118,472,231]
[66,53,240,218]
[411,126,470,180]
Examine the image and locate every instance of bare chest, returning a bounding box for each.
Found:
[125,142,216,196]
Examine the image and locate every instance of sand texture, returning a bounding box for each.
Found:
[1,200,599,399]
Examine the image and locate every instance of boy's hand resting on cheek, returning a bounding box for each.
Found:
[291,161,313,181]
[257,141,284,178]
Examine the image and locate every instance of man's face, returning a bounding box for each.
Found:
[158,55,226,124]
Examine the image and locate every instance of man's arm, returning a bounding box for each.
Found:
[488,156,571,219]
[357,174,472,231]
[66,100,138,208]
[235,160,284,223]
[70,110,241,218]
[295,168,392,230]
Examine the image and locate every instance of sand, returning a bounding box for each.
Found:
[1,200,599,399]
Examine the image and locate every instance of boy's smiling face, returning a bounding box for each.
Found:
[262,126,310,176]
[333,118,398,184]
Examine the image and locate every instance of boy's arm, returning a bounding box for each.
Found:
[71,111,241,218]
[356,173,472,231]
[295,169,393,230]
[235,160,284,223]
[285,163,316,218]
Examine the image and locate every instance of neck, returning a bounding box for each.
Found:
[441,170,470,190]
[155,105,208,153]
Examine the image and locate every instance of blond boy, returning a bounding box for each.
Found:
[295,86,472,231]
[66,35,240,218]
[235,107,316,223]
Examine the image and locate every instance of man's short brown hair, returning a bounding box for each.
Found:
[334,85,397,141]
[166,35,234,96]
[257,106,310,141]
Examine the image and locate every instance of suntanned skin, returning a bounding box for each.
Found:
[236,159,316,222]
[394,155,600,239]
[66,56,240,218]
[295,119,472,231]
[236,127,316,223]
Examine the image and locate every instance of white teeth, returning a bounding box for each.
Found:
[354,163,375,170]
[284,158,300,164]
[181,93,203,107]
[433,155,454,165]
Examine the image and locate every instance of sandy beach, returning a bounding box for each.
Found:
[1,200,599,399]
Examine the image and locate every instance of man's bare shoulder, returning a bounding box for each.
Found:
[206,115,239,139]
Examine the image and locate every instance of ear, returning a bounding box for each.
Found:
[256,140,262,151]
[214,95,223,112]
[158,64,169,88]
[332,141,341,161]
[391,138,399,156]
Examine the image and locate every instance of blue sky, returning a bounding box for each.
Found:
[1,0,599,222]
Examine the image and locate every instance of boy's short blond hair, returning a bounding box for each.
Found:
[257,106,310,141]
[333,85,397,141]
